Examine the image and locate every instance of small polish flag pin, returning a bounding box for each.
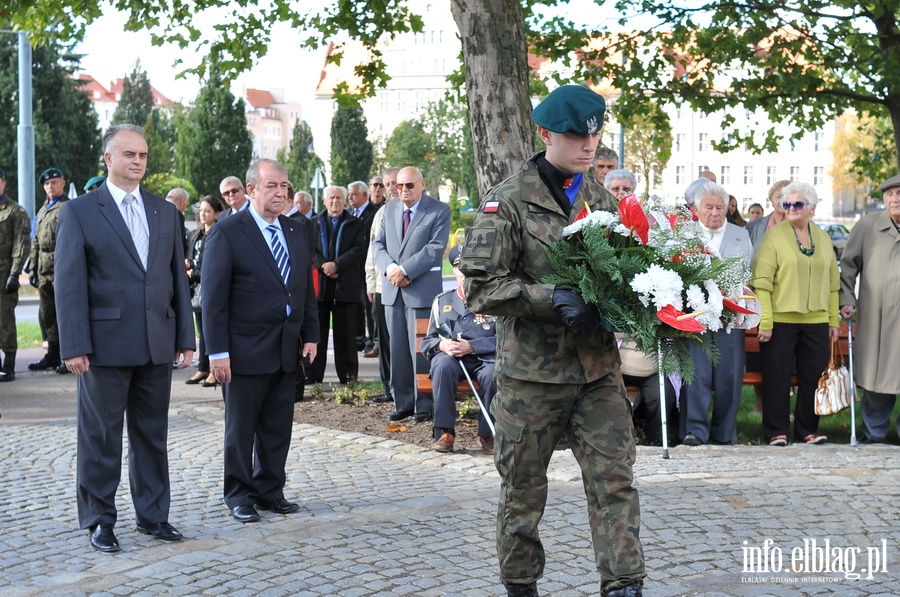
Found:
[483,201,500,213]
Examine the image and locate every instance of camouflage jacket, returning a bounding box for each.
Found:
[29,197,68,282]
[0,196,30,277]
[459,154,621,384]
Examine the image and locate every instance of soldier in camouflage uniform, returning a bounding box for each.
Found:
[459,86,645,597]
[0,168,31,381]
[27,167,69,373]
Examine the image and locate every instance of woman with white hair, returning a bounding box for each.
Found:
[604,169,637,199]
[751,181,840,446]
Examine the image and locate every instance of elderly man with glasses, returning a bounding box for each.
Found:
[218,176,249,221]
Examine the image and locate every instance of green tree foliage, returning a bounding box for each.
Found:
[110,60,154,127]
[279,119,323,192]
[531,1,900,171]
[620,101,673,195]
[143,112,172,177]
[175,60,252,196]
[0,34,101,197]
[384,120,430,175]
[330,106,373,185]
[142,173,197,202]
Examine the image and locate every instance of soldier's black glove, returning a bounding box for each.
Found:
[28,270,39,289]
[4,274,19,294]
[552,288,602,335]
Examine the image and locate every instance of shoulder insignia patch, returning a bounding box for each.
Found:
[442,305,453,313]
[482,201,500,214]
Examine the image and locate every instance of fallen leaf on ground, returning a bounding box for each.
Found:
[387,423,407,433]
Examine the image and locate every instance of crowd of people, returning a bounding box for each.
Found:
[2,85,899,597]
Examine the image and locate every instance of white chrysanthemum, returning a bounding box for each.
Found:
[562,210,620,237]
[630,264,684,310]
[704,279,724,318]
[686,284,706,311]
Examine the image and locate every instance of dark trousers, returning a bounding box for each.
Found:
[38,281,59,345]
[356,295,376,348]
[760,322,829,441]
[431,354,496,437]
[680,330,745,444]
[860,389,900,441]
[223,369,296,507]
[374,293,392,397]
[194,310,209,371]
[76,362,173,529]
[312,300,358,383]
[623,373,677,446]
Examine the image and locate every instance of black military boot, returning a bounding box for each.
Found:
[29,342,61,371]
[606,584,642,597]
[505,582,539,597]
[0,351,15,382]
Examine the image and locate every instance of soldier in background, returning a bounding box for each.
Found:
[27,168,69,374]
[0,168,31,382]
[459,85,645,597]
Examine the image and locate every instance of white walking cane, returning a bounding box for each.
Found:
[657,340,670,459]
[846,324,858,446]
[437,323,496,436]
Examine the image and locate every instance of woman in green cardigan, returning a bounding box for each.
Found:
[751,181,840,446]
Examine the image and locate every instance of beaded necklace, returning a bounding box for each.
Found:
[792,223,815,256]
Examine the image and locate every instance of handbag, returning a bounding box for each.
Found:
[191,282,202,310]
[615,334,658,378]
[814,339,856,416]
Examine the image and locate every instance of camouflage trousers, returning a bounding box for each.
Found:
[492,373,645,594]
[0,282,19,350]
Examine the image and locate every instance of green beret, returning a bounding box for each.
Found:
[0,167,6,179]
[532,85,606,135]
[39,167,64,184]
[84,176,106,192]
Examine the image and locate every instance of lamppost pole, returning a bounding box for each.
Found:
[17,32,35,219]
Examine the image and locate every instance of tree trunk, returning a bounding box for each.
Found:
[890,97,900,174]
[451,0,534,198]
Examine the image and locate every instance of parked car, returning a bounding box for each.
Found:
[815,221,851,260]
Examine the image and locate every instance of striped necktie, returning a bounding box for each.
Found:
[266,224,290,285]
[123,194,149,268]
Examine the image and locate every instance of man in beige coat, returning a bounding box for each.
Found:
[839,173,900,443]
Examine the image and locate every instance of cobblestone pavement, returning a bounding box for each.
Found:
[1,373,899,596]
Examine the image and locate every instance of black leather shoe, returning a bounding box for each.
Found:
[386,409,413,421]
[136,521,183,541]
[56,363,70,375]
[231,505,260,523]
[370,393,393,403]
[413,411,433,423]
[257,498,301,514]
[28,355,61,371]
[89,524,120,553]
[605,584,642,597]
[506,582,539,597]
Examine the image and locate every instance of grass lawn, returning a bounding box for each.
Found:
[16,322,43,349]
[734,384,900,445]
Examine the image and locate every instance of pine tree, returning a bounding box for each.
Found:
[0,37,101,197]
[330,106,372,186]
[175,58,252,196]
[111,60,154,127]
[281,119,322,192]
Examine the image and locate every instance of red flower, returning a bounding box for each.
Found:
[656,305,705,332]
[573,201,591,222]
[617,194,650,245]
[722,298,757,315]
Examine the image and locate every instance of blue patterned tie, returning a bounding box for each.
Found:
[266,225,290,285]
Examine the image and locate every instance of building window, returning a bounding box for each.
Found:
[766,166,776,185]
[814,166,824,186]
[814,132,824,152]
[790,166,800,181]
[676,165,685,184]
[698,133,708,152]
[698,166,710,177]
[675,133,684,152]
[720,165,730,185]
[743,166,753,185]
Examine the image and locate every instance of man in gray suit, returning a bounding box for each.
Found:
[373,166,450,422]
[55,124,195,552]
[679,181,753,446]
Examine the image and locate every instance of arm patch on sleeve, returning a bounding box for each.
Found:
[464,227,497,259]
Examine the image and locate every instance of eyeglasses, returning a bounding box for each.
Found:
[222,188,242,197]
[371,182,385,188]
[395,180,421,190]
[609,186,633,194]
[782,201,807,211]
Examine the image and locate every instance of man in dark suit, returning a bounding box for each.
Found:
[202,158,319,524]
[312,186,366,383]
[217,176,249,221]
[55,124,196,553]
[348,180,378,354]
[373,166,451,423]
